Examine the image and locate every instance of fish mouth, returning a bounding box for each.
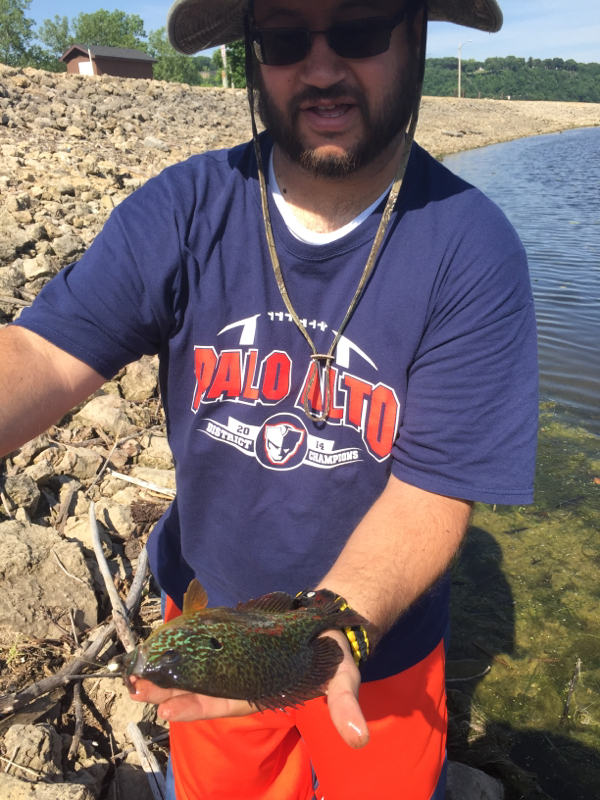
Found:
[109,647,147,678]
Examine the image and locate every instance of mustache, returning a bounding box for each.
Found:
[288,83,366,113]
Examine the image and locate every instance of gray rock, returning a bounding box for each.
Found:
[55,447,103,482]
[446,761,504,800]
[143,135,170,152]
[0,774,95,799]
[22,254,57,281]
[137,434,174,471]
[0,520,97,639]
[2,474,41,515]
[115,754,160,800]
[3,723,63,782]
[94,499,135,538]
[74,395,139,438]
[86,677,158,746]
[120,356,158,402]
[51,234,84,259]
[23,458,55,485]
[61,736,109,797]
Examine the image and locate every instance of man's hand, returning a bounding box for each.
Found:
[128,630,369,748]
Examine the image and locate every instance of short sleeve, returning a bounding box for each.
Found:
[14,165,192,379]
[391,194,538,505]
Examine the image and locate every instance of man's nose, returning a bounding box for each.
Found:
[298,31,348,87]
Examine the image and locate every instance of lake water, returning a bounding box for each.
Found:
[442,127,600,434]
[443,129,600,799]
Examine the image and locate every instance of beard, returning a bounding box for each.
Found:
[255,56,420,178]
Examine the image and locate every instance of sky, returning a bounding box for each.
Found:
[29,0,600,63]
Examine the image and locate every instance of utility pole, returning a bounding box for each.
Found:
[221,44,229,89]
[457,40,472,98]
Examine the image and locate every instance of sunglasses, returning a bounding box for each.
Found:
[251,10,407,67]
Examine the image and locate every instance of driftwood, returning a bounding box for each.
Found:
[67,681,84,760]
[127,721,166,800]
[89,502,136,653]
[0,548,148,715]
[108,469,176,498]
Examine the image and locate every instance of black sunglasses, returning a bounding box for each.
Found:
[251,10,407,67]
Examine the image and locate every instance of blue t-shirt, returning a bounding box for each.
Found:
[16,136,538,680]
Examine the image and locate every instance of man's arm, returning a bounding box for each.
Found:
[131,475,471,748]
[317,475,472,642]
[0,326,105,457]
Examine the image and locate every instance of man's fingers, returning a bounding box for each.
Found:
[326,668,370,748]
[322,631,370,749]
[128,677,259,722]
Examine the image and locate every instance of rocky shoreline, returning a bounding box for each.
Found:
[1,63,597,800]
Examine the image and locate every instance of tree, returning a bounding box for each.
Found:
[0,0,35,66]
[226,40,246,88]
[71,10,146,49]
[148,26,201,84]
[38,14,70,59]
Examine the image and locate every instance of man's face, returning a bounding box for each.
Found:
[253,0,421,177]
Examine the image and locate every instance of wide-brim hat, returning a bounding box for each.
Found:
[168,0,503,55]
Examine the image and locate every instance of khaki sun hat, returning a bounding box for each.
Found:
[168,0,503,55]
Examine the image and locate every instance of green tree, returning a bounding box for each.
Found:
[225,40,246,88]
[0,0,34,66]
[38,14,70,58]
[20,42,65,72]
[148,26,201,84]
[71,10,146,49]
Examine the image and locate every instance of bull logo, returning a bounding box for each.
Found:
[256,414,308,470]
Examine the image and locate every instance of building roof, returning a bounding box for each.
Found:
[60,45,157,63]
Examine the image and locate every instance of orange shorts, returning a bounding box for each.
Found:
[164,596,447,800]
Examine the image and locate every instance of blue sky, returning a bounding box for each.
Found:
[30,0,600,63]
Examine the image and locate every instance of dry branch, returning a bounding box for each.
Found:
[127,721,166,800]
[0,549,148,715]
[89,502,136,652]
[108,469,176,497]
[67,681,84,759]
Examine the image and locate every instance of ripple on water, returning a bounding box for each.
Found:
[443,127,600,433]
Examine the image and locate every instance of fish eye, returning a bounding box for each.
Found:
[209,637,223,650]
[159,649,181,665]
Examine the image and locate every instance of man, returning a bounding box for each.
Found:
[0,0,537,797]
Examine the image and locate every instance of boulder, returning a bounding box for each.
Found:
[55,447,103,482]
[120,356,158,402]
[0,774,95,799]
[74,395,139,438]
[0,520,97,639]
[93,499,135,538]
[2,474,41,515]
[137,434,174,471]
[3,723,62,782]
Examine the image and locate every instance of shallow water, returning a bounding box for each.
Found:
[442,131,600,799]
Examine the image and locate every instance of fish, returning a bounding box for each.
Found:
[109,580,368,711]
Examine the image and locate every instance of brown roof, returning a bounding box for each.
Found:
[60,45,157,64]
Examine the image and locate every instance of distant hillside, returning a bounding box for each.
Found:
[424,57,600,103]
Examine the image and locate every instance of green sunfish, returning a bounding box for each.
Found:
[111,580,368,711]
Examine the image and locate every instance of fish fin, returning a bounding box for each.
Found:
[236,591,294,614]
[303,590,370,628]
[182,579,209,615]
[297,589,345,615]
[247,637,343,712]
